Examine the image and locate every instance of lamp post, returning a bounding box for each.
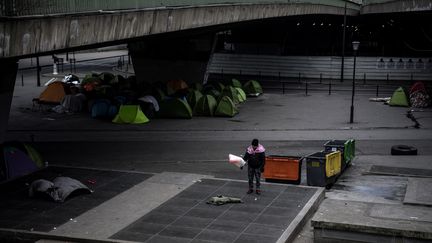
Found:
[350,41,360,124]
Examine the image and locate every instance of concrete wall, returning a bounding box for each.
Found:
[0,2,358,59]
[362,0,432,14]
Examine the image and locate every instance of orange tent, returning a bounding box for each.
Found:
[39,81,67,104]
[166,79,188,95]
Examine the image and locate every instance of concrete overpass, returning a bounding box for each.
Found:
[1,0,431,142]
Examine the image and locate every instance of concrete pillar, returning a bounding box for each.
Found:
[0,59,18,143]
[128,34,213,85]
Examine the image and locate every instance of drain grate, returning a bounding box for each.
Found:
[369,165,432,178]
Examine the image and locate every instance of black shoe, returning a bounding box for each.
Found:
[256,189,261,195]
[247,189,253,194]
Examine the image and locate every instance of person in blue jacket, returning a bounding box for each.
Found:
[243,138,266,195]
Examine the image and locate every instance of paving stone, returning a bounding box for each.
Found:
[195,229,239,243]
[198,179,227,187]
[241,195,276,205]
[146,235,192,243]
[159,225,202,239]
[119,222,166,235]
[185,184,223,194]
[234,233,279,243]
[185,207,226,219]
[152,204,192,216]
[191,239,221,243]
[261,206,299,218]
[207,219,249,233]
[163,197,201,208]
[221,211,260,223]
[194,201,231,212]
[227,204,266,214]
[172,216,213,228]
[139,213,179,225]
[244,223,286,236]
[254,214,294,227]
[178,190,213,200]
[110,231,153,242]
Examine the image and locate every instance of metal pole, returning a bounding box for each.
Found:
[36,57,41,87]
[305,81,308,96]
[340,2,347,83]
[21,74,24,86]
[363,73,366,84]
[329,81,332,95]
[350,51,357,124]
[320,73,322,83]
[376,84,379,97]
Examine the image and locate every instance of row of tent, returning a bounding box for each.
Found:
[388,82,431,108]
[1,142,45,183]
[108,79,263,123]
[33,72,264,123]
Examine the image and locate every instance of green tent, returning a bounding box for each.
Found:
[204,88,221,100]
[23,143,45,168]
[98,72,115,84]
[189,82,203,91]
[235,87,247,103]
[195,95,217,116]
[112,105,149,124]
[187,90,203,110]
[231,79,242,88]
[388,87,409,107]
[221,86,240,104]
[213,82,225,92]
[158,98,193,119]
[243,80,263,96]
[215,96,238,117]
[153,87,166,102]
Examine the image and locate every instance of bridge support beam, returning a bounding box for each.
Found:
[128,34,213,85]
[0,60,18,143]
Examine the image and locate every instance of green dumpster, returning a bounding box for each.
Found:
[324,139,355,171]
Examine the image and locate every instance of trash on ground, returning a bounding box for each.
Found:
[206,195,243,206]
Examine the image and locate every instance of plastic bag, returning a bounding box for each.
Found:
[229,154,246,168]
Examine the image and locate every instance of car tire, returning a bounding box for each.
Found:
[391,145,418,155]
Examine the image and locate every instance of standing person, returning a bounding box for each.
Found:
[243,139,266,195]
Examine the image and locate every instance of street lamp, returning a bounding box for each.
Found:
[350,41,360,124]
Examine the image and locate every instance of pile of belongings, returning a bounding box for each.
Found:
[206,195,243,206]
[409,82,431,108]
[29,177,92,203]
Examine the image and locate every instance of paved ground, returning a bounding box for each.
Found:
[2,50,432,242]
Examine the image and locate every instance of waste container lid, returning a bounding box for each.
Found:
[324,140,348,146]
[307,151,336,158]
